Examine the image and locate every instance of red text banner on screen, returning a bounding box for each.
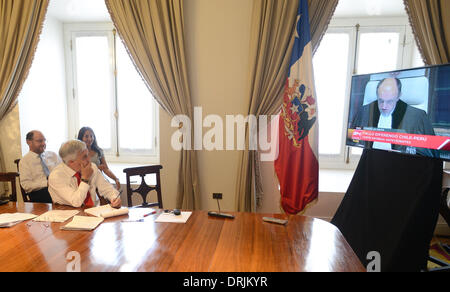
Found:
[351,129,450,151]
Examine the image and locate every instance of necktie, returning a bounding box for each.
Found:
[40,154,50,177]
[74,172,94,208]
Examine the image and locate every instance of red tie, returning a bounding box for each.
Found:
[74,172,94,208]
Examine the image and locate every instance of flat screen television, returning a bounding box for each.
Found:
[346,63,450,160]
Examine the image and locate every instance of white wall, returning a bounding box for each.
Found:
[183,0,253,211]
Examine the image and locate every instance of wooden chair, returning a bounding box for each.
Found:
[97,190,110,206]
[123,165,163,208]
[0,172,19,202]
[14,159,31,202]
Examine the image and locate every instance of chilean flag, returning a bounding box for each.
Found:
[274,0,319,215]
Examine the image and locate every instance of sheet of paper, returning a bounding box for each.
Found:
[120,208,157,222]
[84,205,129,218]
[33,210,79,223]
[155,211,192,223]
[61,216,104,231]
[0,213,37,227]
[128,208,157,217]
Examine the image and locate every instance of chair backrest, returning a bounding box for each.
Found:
[0,172,19,202]
[123,165,163,208]
[14,159,31,202]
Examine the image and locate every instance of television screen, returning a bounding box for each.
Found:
[346,63,450,160]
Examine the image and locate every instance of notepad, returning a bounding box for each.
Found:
[61,216,104,231]
[33,210,79,223]
[84,205,129,218]
[155,211,192,223]
[0,213,37,228]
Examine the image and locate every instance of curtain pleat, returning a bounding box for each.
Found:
[0,0,48,119]
[404,0,450,65]
[309,0,340,55]
[0,0,49,181]
[105,0,200,209]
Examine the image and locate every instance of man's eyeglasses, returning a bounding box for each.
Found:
[33,139,47,143]
[377,99,397,106]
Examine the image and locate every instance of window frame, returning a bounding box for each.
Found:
[64,22,160,164]
[317,17,422,170]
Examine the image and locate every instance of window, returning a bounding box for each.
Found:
[18,15,69,155]
[313,18,424,169]
[64,23,159,163]
[314,29,353,157]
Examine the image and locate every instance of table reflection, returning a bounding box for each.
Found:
[304,219,338,272]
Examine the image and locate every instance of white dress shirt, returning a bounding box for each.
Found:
[19,151,62,193]
[48,162,119,208]
[373,114,393,151]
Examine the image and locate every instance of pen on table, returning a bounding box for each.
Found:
[120,210,156,222]
[121,219,143,223]
[143,210,157,217]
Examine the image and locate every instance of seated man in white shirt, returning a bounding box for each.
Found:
[48,139,122,208]
[19,130,62,203]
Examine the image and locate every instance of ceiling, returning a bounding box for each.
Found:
[46,0,407,23]
[47,0,111,22]
[334,0,406,18]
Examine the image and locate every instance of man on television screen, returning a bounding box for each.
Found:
[350,77,438,157]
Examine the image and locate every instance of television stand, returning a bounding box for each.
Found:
[332,149,442,272]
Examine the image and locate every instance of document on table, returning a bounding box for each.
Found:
[155,211,192,223]
[84,205,129,218]
[121,208,157,222]
[0,213,37,228]
[61,216,104,231]
[33,210,80,223]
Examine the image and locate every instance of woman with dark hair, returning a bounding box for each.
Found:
[77,127,121,190]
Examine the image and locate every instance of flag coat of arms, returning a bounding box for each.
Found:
[274,0,319,215]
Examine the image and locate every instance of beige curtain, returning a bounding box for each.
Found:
[105,0,201,209]
[404,0,450,65]
[235,0,339,212]
[0,0,49,178]
[309,0,340,55]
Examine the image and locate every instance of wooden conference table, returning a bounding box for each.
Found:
[0,202,364,272]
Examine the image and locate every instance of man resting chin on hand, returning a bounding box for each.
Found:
[48,140,121,208]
